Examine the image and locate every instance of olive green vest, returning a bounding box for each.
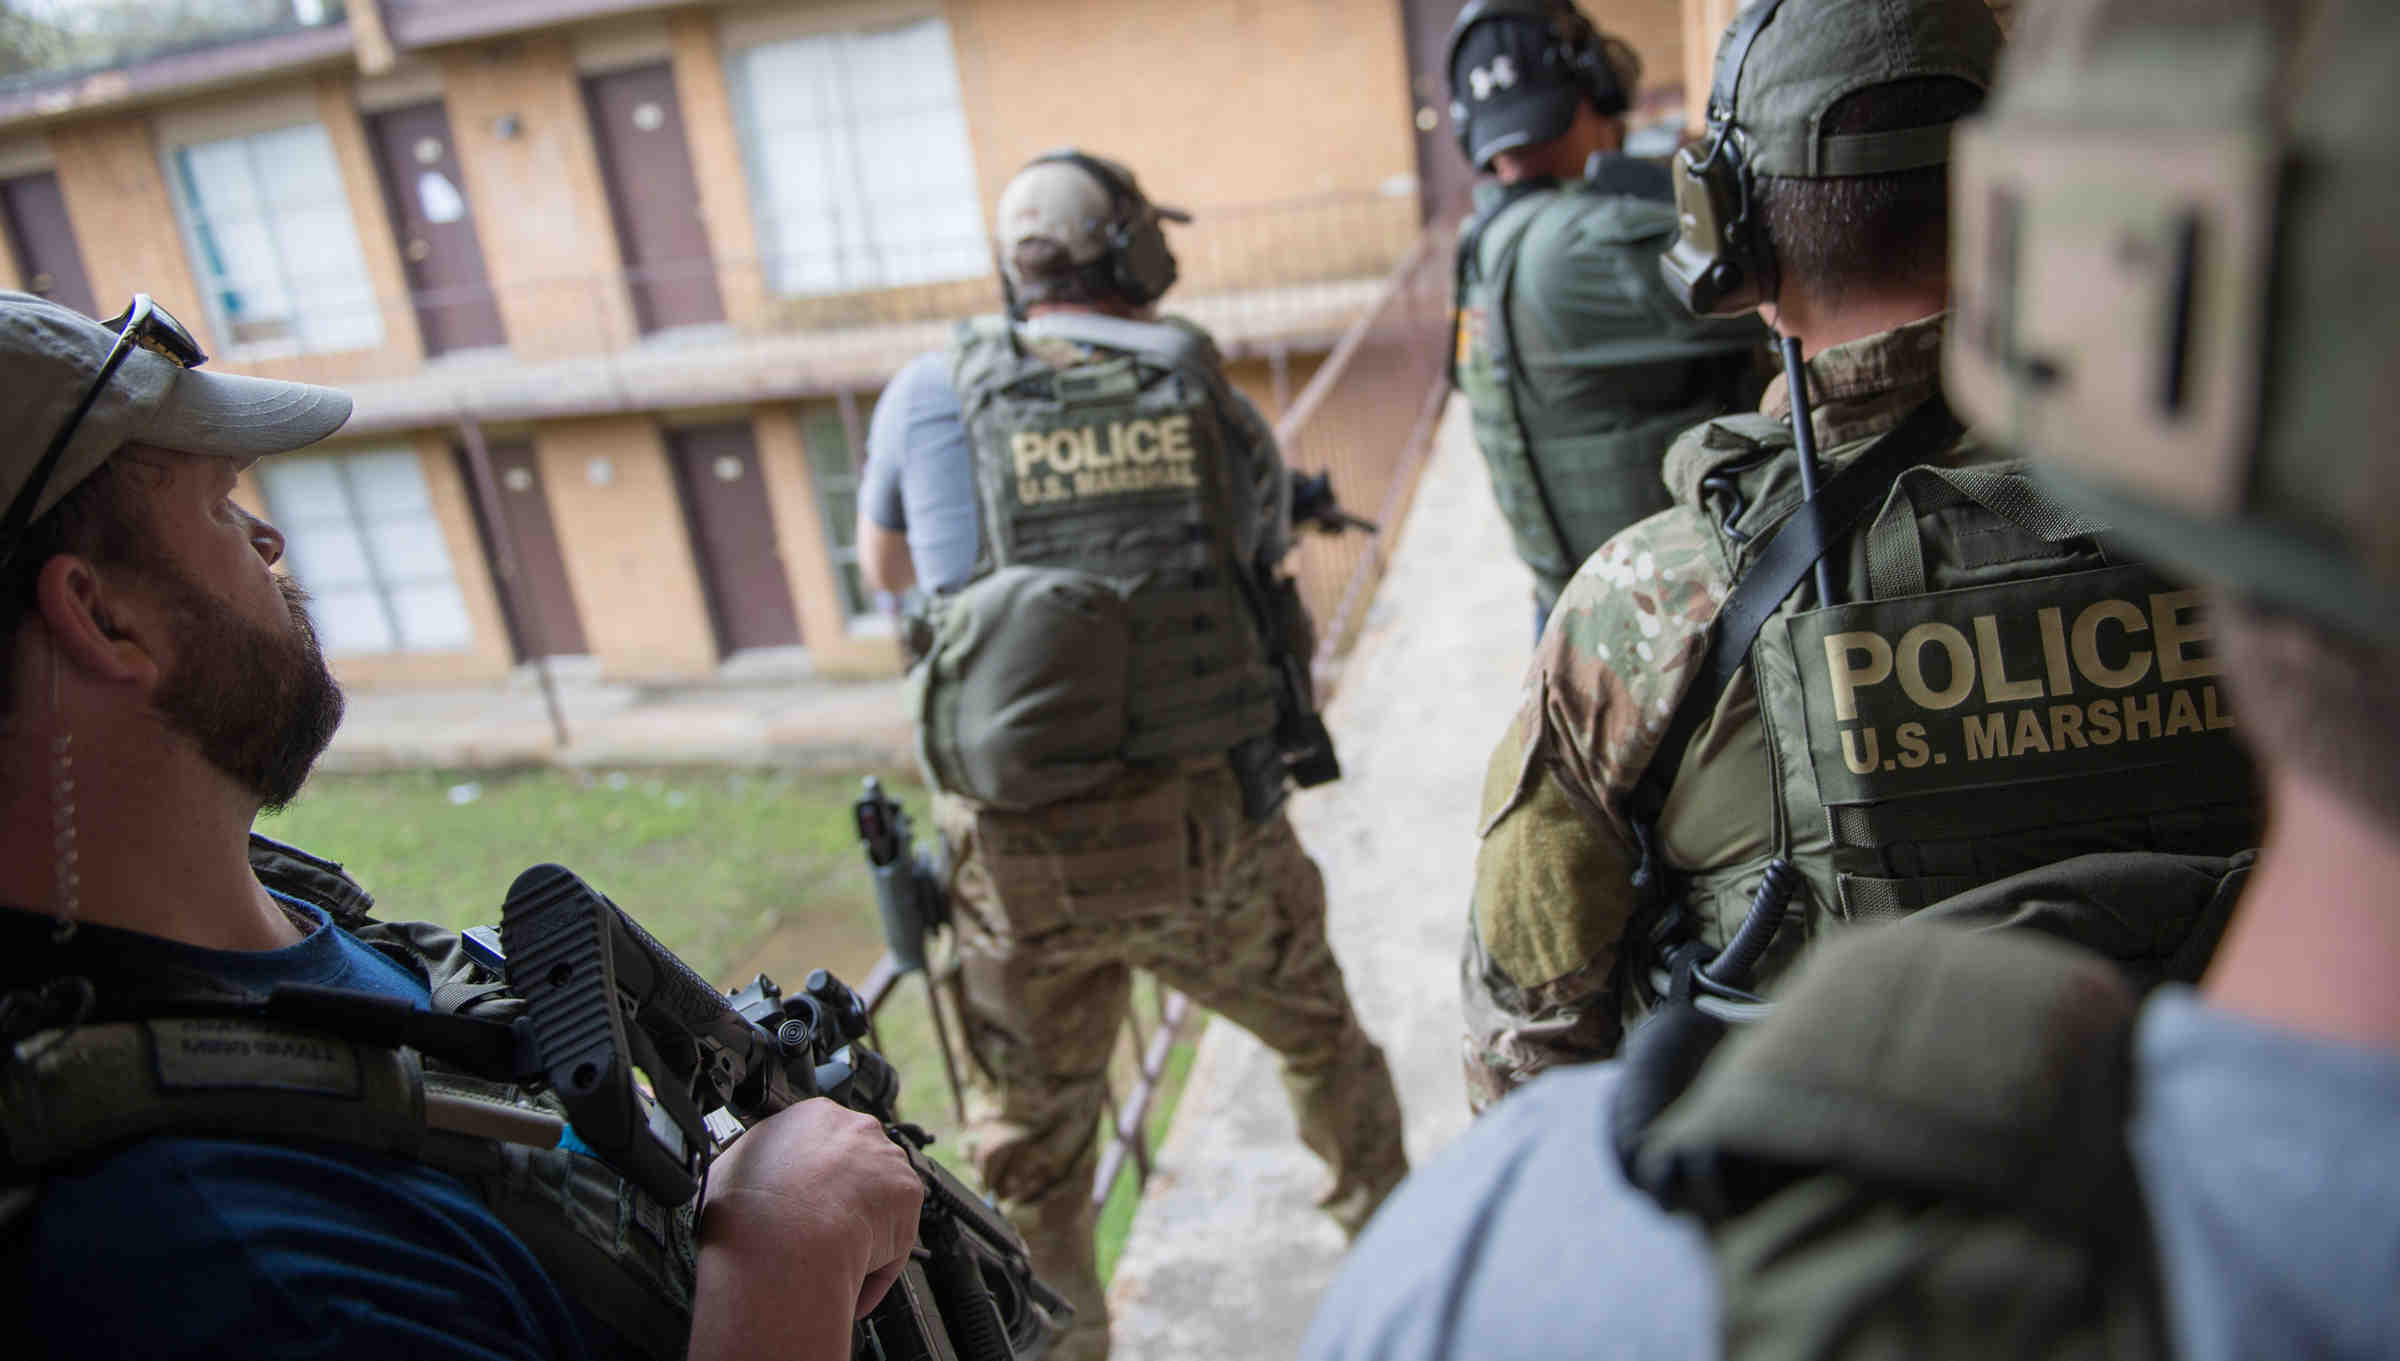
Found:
[1454,179,1761,610]
[0,838,696,1359]
[1651,413,2259,1002]
[950,314,1277,770]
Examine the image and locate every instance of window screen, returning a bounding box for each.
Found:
[170,122,383,355]
[734,17,988,297]
[259,450,473,655]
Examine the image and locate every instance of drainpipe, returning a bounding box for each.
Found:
[456,419,571,753]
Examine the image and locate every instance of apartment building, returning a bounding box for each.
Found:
[0,0,1688,688]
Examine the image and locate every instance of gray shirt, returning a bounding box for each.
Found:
[1301,989,2400,1361]
[860,317,1291,594]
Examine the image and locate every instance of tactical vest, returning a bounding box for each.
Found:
[1622,892,2235,1361]
[948,314,1278,773]
[1453,167,1762,609]
[1644,408,2259,1007]
[0,837,696,1359]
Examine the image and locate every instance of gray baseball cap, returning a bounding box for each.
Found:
[1723,0,2001,179]
[2,290,352,528]
[995,152,1189,269]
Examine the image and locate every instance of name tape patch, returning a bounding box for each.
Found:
[1008,411,1205,511]
[149,1018,364,1098]
[1789,564,2238,804]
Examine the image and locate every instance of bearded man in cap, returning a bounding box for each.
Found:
[856,152,1408,1361]
[0,291,923,1361]
[1455,0,2260,1112]
[1308,2,2395,1355]
[1445,0,1769,639]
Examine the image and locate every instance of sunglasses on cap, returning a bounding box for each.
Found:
[0,294,208,572]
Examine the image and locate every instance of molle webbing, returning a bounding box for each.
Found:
[955,318,1276,766]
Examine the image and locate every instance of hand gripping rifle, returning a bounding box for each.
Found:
[496,863,1072,1361]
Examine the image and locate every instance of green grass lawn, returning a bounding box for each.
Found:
[259,764,1202,1282]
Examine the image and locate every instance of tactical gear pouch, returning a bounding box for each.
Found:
[1631,923,2168,1361]
[910,565,1136,811]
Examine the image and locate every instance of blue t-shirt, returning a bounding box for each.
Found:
[5,898,586,1361]
[862,350,981,592]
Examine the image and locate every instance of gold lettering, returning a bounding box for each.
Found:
[1896,622,1976,710]
[2088,698,2122,745]
[2166,687,2203,736]
[2152,590,2220,682]
[1895,722,1931,769]
[1840,726,1881,775]
[2071,599,2154,689]
[1160,414,1195,460]
[1047,428,1086,474]
[1974,613,2044,703]
[2049,703,2088,750]
[1126,419,1160,464]
[1823,631,1894,722]
[1012,432,1047,482]
[1963,712,2009,761]
[2204,683,2236,731]
[2011,707,2052,754]
[2037,605,2076,698]
[2123,691,2162,741]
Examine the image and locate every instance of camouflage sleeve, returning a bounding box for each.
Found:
[1461,512,1729,1111]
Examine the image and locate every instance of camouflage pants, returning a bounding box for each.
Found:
[935,764,1409,1361]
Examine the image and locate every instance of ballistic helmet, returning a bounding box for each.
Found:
[1946,0,2400,646]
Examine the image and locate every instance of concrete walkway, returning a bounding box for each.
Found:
[1107,397,1520,1359]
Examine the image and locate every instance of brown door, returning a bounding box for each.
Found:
[367,102,507,355]
[1400,0,1478,224]
[583,64,725,333]
[668,423,802,654]
[1,171,98,317]
[457,441,589,660]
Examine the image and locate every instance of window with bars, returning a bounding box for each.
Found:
[797,400,873,619]
[257,450,473,655]
[731,17,988,297]
[168,121,383,355]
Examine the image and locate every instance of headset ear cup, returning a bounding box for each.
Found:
[1114,219,1178,305]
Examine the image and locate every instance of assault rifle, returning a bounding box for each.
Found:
[496,863,1072,1361]
[854,777,969,1122]
[1231,468,1375,819]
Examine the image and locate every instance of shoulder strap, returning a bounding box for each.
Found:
[1021,311,1210,372]
[1628,392,1964,825]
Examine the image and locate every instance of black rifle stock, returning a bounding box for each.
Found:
[497,863,1071,1361]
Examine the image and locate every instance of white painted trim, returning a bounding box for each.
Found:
[150,87,323,150]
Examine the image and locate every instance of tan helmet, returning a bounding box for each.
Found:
[1946,0,2399,646]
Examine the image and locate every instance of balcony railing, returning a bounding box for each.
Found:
[207,189,1422,400]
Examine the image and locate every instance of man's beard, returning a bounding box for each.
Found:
[147,567,346,812]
